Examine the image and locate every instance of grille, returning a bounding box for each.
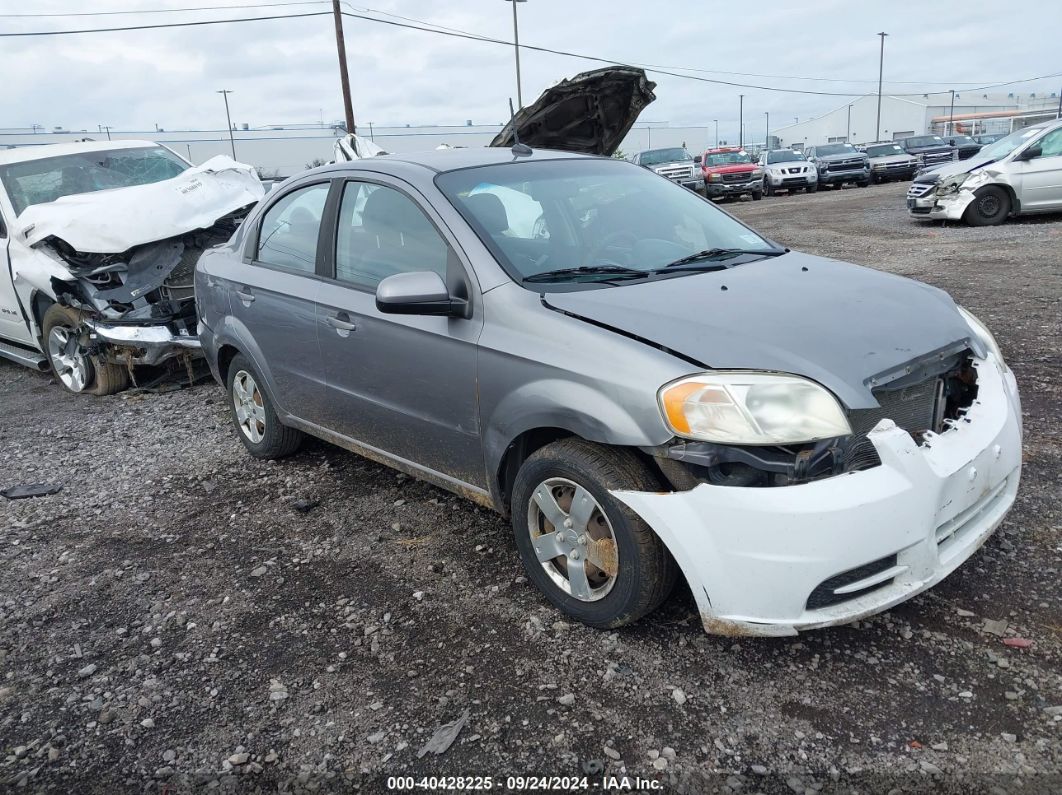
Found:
[907,182,935,199]
[722,171,753,183]
[922,152,953,165]
[806,554,898,610]
[844,376,943,470]
[785,167,807,174]
[159,247,199,302]
[829,159,865,172]
[657,165,693,180]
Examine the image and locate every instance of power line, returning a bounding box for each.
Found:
[2,5,1059,99]
[0,1,328,17]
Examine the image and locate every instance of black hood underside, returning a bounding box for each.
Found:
[490,67,656,156]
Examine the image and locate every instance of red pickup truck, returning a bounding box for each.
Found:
[698,147,764,201]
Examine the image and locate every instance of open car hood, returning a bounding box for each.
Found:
[490,67,656,156]
[18,156,265,253]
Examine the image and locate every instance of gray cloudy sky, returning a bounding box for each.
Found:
[2,0,1060,141]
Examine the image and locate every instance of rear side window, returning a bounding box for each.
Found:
[256,183,330,273]
[334,181,449,290]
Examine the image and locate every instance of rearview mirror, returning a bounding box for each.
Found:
[375,271,466,316]
[694,154,702,164]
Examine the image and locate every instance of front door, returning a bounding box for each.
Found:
[1017,128,1062,211]
[316,178,484,487]
[226,181,332,420]
[0,210,35,345]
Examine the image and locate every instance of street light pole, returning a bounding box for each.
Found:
[948,89,955,136]
[875,32,888,143]
[764,111,769,149]
[847,104,852,142]
[713,119,718,147]
[503,0,527,108]
[739,94,744,149]
[217,90,236,159]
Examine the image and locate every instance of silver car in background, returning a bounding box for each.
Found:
[907,118,1062,225]
[862,142,919,183]
[196,147,1020,637]
[758,149,818,195]
[630,147,702,193]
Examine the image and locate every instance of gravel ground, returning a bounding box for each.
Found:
[1,182,1059,794]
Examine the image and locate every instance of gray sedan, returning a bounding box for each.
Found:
[195,147,1021,636]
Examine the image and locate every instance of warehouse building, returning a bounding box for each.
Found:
[772,92,1060,149]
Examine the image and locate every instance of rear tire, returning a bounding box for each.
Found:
[964,185,1011,226]
[751,190,763,201]
[511,439,678,629]
[858,180,870,188]
[42,304,129,396]
[226,353,304,459]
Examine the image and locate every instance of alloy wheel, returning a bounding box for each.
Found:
[46,326,90,392]
[526,477,619,601]
[232,369,267,443]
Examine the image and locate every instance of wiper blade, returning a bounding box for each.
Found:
[522,265,647,283]
[660,247,784,269]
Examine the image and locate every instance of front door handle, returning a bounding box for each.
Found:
[326,313,357,336]
[235,287,255,305]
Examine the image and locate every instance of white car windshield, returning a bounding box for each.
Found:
[978,127,1047,161]
[766,150,806,164]
[437,158,777,289]
[0,145,189,216]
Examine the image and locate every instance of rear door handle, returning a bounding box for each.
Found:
[235,287,255,304]
[326,313,357,336]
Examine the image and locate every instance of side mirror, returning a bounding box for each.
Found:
[1017,144,1042,161]
[694,154,702,165]
[375,271,466,316]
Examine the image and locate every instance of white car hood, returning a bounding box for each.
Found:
[17,156,265,253]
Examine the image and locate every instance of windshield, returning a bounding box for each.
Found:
[978,126,1045,161]
[766,150,805,164]
[951,136,977,145]
[865,144,905,157]
[904,136,946,148]
[436,159,773,290]
[814,144,858,157]
[704,150,752,166]
[639,148,692,166]
[0,145,189,216]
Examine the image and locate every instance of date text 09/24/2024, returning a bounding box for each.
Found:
[385,775,663,791]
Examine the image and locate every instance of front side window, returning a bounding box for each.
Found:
[1033,128,1062,158]
[0,145,189,216]
[256,183,329,273]
[437,158,774,291]
[335,182,449,290]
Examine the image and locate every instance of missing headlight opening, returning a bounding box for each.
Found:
[656,351,979,488]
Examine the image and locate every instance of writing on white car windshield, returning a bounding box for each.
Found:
[765,150,807,164]
[815,144,859,156]
[0,145,189,216]
[437,158,779,291]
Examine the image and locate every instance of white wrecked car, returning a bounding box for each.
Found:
[0,140,264,394]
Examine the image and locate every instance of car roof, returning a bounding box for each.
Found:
[319,146,591,177]
[0,139,163,166]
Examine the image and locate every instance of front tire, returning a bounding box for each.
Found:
[42,304,128,396]
[964,185,1011,226]
[763,178,775,197]
[226,353,303,459]
[511,439,677,629]
[751,189,763,201]
[806,184,818,193]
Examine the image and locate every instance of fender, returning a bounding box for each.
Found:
[207,313,295,422]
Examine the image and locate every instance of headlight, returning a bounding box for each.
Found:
[708,173,723,182]
[936,172,971,195]
[658,372,852,446]
[751,168,764,178]
[958,306,1007,369]
[871,163,885,170]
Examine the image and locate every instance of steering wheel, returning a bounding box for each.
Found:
[586,230,639,266]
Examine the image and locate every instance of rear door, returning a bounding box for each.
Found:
[1016,128,1062,211]
[315,176,485,486]
[228,180,334,419]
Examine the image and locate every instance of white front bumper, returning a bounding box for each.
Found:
[613,355,1022,636]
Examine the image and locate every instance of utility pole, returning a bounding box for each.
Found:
[847,104,852,142]
[875,32,888,143]
[713,119,718,147]
[332,0,356,135]
[1057,85,1061,119]
[764,111,769,149]
[502,0,527,108]
[101,125,112,141]
[948,89,956,136]
[217,90,236,158]
[739,94,744,149]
